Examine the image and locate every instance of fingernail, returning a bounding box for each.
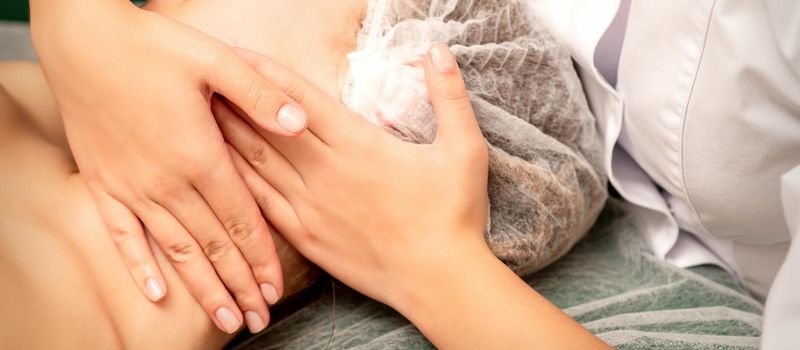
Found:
[244,311,266,333]
[276,104,307,133]
[145,278,165,301]
[215,307,241,334]
[429,43,456,73]
[260,283,280,305]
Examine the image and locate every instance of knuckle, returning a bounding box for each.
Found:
[108,226,137,244]
[201,290,234,309]
[446,95,473,114]
[231,290,260,306]
[124,192,150,213]
[255,60,272,76]
[225,221,257,243]
[300,231,323,257]
[247,81,281,114]
[187,164,214,183]
[282,82,306,106]
[247,144,270,168]
[120,190,154,215]
[150,174,181,201]
[252,261,278,280]
[447,90,471,103]
[165,242,197,264]
[436,79,469,102]
[128,257,151,276]
[202,239,233,262]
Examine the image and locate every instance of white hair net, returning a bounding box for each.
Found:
[343,0,608,275]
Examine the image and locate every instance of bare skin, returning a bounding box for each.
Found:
[146,0,365,98]
[1,1,608,348]
[0,0,366,348]
[222,46,610,350]
[0,61,213,349]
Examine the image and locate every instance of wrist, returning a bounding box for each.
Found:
[389,234,499,322]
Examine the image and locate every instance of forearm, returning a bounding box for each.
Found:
[397,240,610,349]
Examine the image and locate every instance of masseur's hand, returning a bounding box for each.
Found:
[219,45,609,349]
[29,0,300,333]
[219,44,490,304]
[217,42,489,332]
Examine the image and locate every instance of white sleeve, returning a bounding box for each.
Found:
[762,165,800,349]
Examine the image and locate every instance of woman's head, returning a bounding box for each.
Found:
[345,0,608,275]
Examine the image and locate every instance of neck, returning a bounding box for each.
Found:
[148,0,368,98]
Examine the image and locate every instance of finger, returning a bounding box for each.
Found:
[229,147,324,270]
[92,190,166,302]
[189,151,286,308]
[207,48,309,136]
[216,96,326,172]
[158,184,272,333]
[232,47,376,147]
[228,146,304,239]
[213,97,307,198]
[139,204,243,334]
[423,43,483,148]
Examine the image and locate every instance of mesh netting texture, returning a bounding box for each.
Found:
[235,200,764,350]
[343,0,608,276]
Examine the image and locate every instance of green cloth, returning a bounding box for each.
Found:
[235,200,763,349]
[0,22,762,350]
[0,1,147,22]
[0,0,28,22]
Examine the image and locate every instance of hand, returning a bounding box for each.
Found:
[30,1,304,333]
[216,45,490,310]
[218,45,609,349]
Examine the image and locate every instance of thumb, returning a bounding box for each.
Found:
[423,43,482,147]
[208,49,308,136]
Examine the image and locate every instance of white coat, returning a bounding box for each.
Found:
[524,0,800,348]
